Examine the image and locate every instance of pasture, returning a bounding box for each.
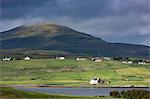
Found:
[0,59,149,87]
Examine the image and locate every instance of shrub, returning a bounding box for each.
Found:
[110,91,121,98]
[110,90,150,99]
[121,90,126,98]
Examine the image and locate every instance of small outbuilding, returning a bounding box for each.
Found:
[122,61,133,64]
[92,58,103,62]
[104,57,111,60]
[2,57,12,61]
[89,77,110,85]
[94,59,103,62]
[138,62,146,65]
[76,57,86,61]
[56,56,65,60]
[89,78,100,85]
[24,56,31,60]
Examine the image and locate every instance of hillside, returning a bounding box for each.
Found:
[0,23,150,58]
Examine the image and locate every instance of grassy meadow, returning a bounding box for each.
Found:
[0,58,149,87]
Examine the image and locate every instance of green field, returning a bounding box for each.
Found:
[0,59,150,87]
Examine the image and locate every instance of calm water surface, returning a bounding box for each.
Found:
[15,86,150,96]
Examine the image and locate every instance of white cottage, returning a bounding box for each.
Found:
[89,78,100,85]
[2,57,11,61]
[92,58,102,62]
[94,59,103,62]
[24,56,30,60]
[104,57,111,60]
[138,62,146,65]
[76,58,86,61]
[122,61,133,64]
[56,57,65,60]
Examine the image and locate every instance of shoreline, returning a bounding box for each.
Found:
[2,84,149,88]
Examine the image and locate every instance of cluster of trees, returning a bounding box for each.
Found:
[110,90,150,99]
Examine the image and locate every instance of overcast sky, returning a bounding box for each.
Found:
[1,0,150,45]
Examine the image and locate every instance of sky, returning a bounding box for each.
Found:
[1,0,150,45]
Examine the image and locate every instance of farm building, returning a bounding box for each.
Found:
[76,57,86,60]
[138,62,146,65]
[2,57,12,61]
[24,56,31,60]
[94,59,103,62]
[122,61,133,64]
[92,57,103,62]
[56,56,65,60]
[136,60,146,65]
[104,57,111,60]
[89,78,100,85]
[89,78,106,85]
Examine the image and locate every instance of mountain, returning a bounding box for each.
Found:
[0,23,150,58]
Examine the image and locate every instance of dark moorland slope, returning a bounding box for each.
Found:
[0,24,149,58]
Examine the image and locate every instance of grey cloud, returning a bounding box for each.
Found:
[1,0,50,19]
[2,0,149,20]
[1,0,150,45]
[1,0,50,8]
[101,33,150,46]
[32,0,149,21]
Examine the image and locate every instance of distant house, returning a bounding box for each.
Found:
[76,57,86,61]
[56,57,65,60]
[89,78,107,85]
[89,78,100,85]
[24,56,30,60]
[145,60,150,63]
[122,61,133,64]
[92,57,102,62]
[138,62,146,65]
[2,57,11,61]
[104,57,111,60]
[136,60,146,65]
[91,57,98,60]
[94,59,103,62]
